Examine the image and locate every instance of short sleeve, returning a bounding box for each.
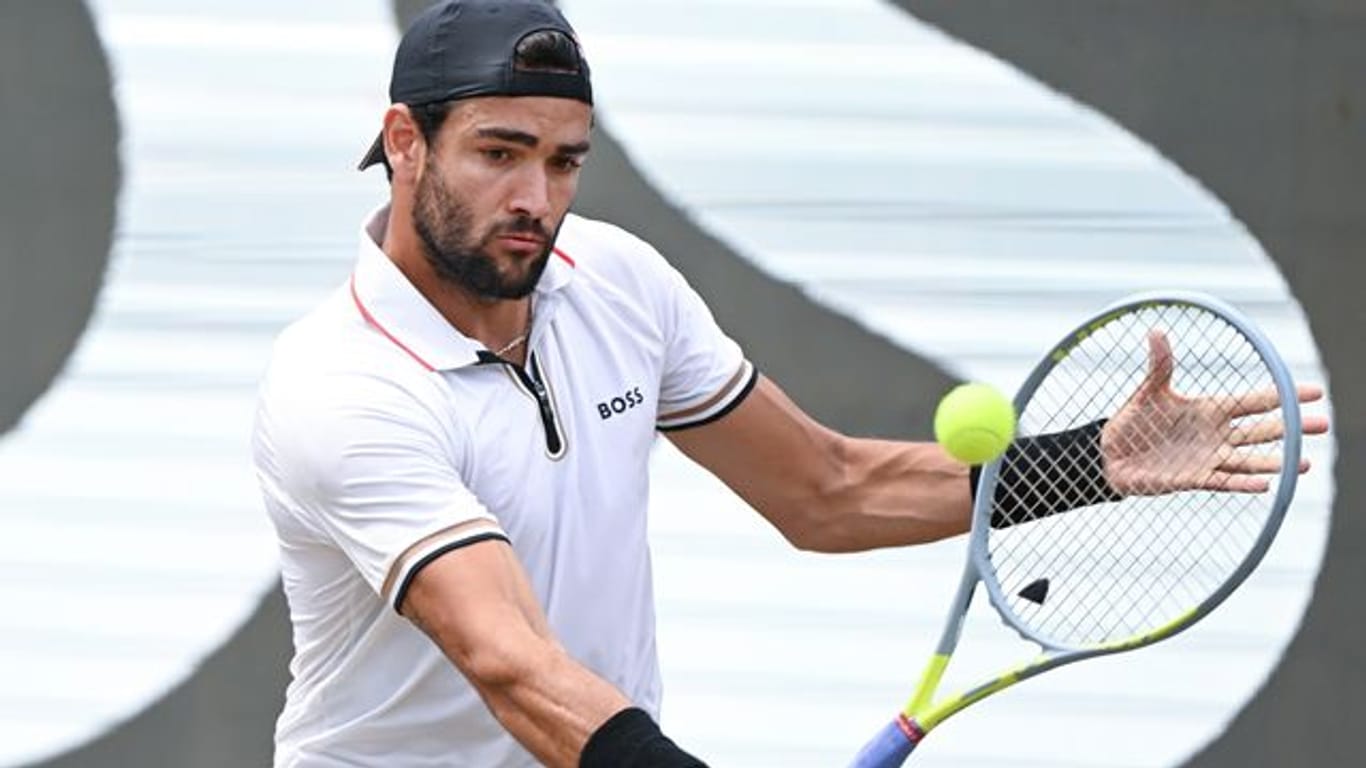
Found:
[650,257,756,431]
[253,366,505,611]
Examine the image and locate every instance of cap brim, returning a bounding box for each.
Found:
[357,131,385,171]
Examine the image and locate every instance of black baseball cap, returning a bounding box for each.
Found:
[358,0,593,171]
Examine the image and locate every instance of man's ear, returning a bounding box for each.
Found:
[383,104,424,184]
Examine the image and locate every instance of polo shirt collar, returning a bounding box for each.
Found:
[351,205,574,371]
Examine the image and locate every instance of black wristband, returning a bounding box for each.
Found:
[969,419,1123,528]
[581,707,708,768]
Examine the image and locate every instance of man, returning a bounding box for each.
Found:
[251,1,1327,766]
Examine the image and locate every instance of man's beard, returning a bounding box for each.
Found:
[412,163,555,301]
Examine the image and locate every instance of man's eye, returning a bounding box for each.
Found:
[552,156,584,172]
[482,148,511,162]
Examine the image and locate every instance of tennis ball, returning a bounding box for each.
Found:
[934,382,1016,465]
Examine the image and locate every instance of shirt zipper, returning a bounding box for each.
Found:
[476,349,564,457]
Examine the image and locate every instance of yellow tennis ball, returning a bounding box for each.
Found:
[934,382,1016,465]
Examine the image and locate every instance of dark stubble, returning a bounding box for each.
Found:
[412,158,556,300]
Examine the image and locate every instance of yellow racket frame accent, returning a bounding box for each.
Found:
[901,606,1200,735]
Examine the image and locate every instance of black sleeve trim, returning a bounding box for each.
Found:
[656,366,759,433]
[391,532,511,612]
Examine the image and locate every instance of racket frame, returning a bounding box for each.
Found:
[898,290,1304,745]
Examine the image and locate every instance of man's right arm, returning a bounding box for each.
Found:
[257,362,706,766]
[398,526,707,768]
[399,526,626,766]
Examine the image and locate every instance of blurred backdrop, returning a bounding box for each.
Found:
[0,0,1359,766]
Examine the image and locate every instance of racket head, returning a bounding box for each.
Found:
[970,291,1302,653]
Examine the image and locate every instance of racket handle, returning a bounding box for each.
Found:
[848,714,921,767]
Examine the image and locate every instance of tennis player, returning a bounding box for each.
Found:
[251,1,1326,766]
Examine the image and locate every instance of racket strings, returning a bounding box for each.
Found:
[985,305,1282,648]
[1089,315,1268,635]
[1089,318,1272,637]
[990,324,1154,600]
[1055,320,1269,638]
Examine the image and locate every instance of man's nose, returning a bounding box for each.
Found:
[507,165,551,220]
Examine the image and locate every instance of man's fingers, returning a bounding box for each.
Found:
[1145,329,1174,392]
[1218,388,1280,417]
[1212,449,1311,477]
[1296,383,1324,403]
[1224,416,1329,446]
[1218,451,1285,475]
[1219,383,1325,419]
[1230,418,1284,446]
[1224,405,1328,442]
[1200,472,1271,493]
[1198,464,1307,492]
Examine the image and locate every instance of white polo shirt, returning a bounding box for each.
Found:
[252,205,754,767]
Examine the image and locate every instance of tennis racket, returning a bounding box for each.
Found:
[850,291,1306,766]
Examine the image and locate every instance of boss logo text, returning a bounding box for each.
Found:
[597,386,645,420]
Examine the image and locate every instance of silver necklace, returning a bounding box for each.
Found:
[492,306,532,358]
[493,330,528,357]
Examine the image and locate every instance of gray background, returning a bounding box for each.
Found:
[0,0,117,436]
[3,0,1359,765]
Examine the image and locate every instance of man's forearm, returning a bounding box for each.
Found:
[476,644,706,767]
[403,544,639,767]
[802,436,974,552]
[473,640,631,767]
[403,545,703,767]
[662,375,972,553]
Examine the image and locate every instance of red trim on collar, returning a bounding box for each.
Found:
[553,247,575,267]
[349,275,437,372]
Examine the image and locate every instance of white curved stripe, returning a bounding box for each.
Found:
[0,3,393,764]
[564,0,1336,766]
